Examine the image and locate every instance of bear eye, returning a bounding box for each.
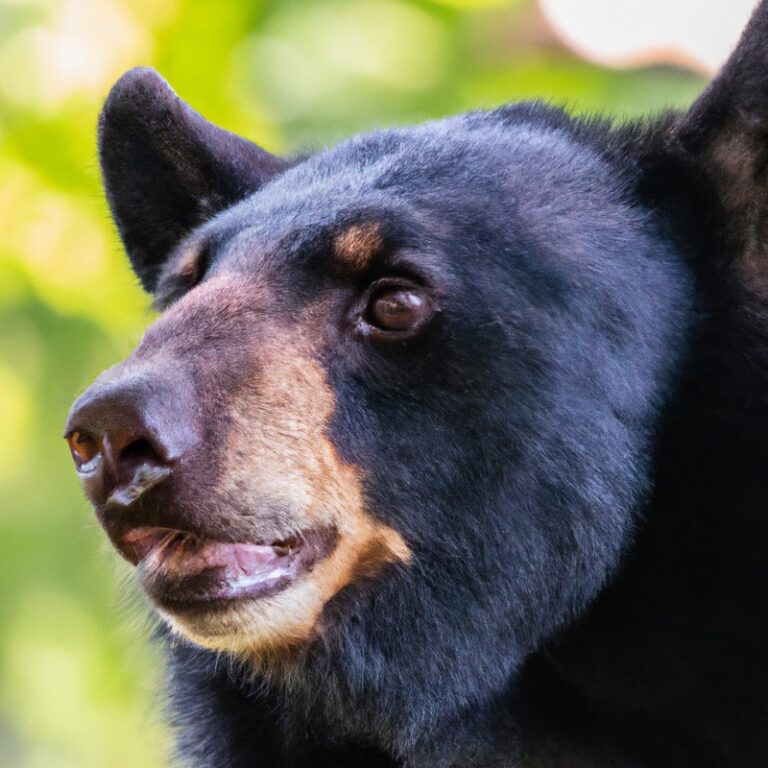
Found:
[358,278,435,341]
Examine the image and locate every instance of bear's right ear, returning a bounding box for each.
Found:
[99,68,289,293]
[675,1,768,242]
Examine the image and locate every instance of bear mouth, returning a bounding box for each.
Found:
[117,525,338,609]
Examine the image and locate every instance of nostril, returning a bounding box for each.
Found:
[117,437,164,472]
[101,434,172,508]
[101,431,166,480]
[66,430,100,469]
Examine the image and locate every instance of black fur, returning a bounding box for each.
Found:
[99,68,289,292]
[87,3,768,766]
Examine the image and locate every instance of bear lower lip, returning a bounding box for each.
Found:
[119,526,335,606]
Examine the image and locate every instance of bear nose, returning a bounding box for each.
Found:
[65,369,198,507]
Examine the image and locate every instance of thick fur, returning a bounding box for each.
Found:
[74,3,768,766]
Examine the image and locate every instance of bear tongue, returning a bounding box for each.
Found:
[121,527,296,583]
[167,540,287,580]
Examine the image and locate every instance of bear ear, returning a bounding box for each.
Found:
[98,68,289,293]
[676,1,768,230]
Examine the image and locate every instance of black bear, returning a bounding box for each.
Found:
[65,3,768,766]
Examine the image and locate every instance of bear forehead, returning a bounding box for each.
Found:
[154,115,644,316]
[207,115,618,246]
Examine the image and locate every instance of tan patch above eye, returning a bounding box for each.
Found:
[176,248,201,281]
[333,222,383,271]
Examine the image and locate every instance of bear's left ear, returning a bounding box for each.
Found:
[676,1,768,233]
[98,68,289,293]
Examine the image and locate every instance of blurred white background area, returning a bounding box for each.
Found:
[540,0,756,72]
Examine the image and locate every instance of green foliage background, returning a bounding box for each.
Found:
[0,0,704,765]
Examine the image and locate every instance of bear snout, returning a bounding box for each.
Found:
[64,365,199,510]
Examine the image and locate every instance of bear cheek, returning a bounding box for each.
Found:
[166,333,411,659]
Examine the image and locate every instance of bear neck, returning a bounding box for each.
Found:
[533,256,768,766]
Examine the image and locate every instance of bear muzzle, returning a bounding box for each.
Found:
[63,358,347,621]
[63,300,411,652]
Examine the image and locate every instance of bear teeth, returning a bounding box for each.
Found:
[271,536,299,557]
